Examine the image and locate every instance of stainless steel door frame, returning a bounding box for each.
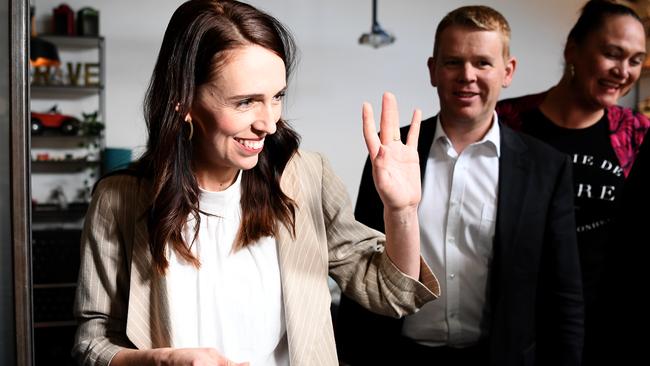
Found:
[9,0,33,364]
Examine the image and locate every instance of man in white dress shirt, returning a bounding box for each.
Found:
[336,5,584,366]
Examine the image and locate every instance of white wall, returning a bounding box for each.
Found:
[33,0,592,202]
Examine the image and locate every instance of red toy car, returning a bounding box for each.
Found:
[31,106,80,135]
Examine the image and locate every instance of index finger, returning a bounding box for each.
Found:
[362,102,380,159]
[405,108,422,148]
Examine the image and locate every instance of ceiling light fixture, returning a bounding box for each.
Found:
[359,0,395,48]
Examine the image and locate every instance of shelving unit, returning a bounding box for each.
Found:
[30,34,105,366]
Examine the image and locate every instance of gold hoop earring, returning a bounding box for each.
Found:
[185,116,193,140]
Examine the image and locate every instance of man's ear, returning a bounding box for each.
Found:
[502,56,517,88]
[427,57,437,87]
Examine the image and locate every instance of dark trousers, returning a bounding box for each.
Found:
[397,336,488,366]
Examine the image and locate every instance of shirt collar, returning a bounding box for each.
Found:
[433,111,501,157]
[198,171,242,218]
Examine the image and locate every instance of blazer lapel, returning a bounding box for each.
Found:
[416,115,438,181]
[126,193,171,350]
[276,158,330,365]
[494,125,531,272]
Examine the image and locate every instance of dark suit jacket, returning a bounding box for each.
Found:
[594,134,649,365]
[335,116,584,366]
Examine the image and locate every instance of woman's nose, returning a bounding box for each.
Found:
[612,61,630,79]
[252,103,278,134]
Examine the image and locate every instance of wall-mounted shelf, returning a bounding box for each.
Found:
[34,321,77,329]
[32,202,89,222]
[31,159,100,173]
[31,134,101,144]
[33,283,77,289]
[39,34,103,48]
[32,85,103,96]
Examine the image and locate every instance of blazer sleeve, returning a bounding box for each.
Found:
[353,156,386,232]
[72,177,135,366]
[314,153,439,317]
[537,155,585,365]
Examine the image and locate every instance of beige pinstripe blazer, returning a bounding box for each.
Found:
[73,150,439,366]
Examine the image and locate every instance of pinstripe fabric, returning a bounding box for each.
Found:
[73,150,439,366]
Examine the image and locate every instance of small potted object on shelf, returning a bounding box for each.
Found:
[31,105,81,135]
[81,110,104,136]
[48,185,69,211]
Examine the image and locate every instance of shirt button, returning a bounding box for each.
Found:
[449,273,456,279]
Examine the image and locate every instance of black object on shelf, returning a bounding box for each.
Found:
[30,37,60,67]
[77,7,99,36]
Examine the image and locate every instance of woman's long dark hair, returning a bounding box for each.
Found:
[135,0,299,273]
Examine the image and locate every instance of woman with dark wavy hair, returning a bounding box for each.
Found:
[72,1,439,365]
[496,1,649,364]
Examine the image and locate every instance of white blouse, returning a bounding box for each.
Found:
[166,172,288,365]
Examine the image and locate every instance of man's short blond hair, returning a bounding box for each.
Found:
[433,5,511,59]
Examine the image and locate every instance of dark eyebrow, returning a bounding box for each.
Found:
[603,44,625,54]
[227,86,287,102]
[227,93,264,102]
[604,44,646,57]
